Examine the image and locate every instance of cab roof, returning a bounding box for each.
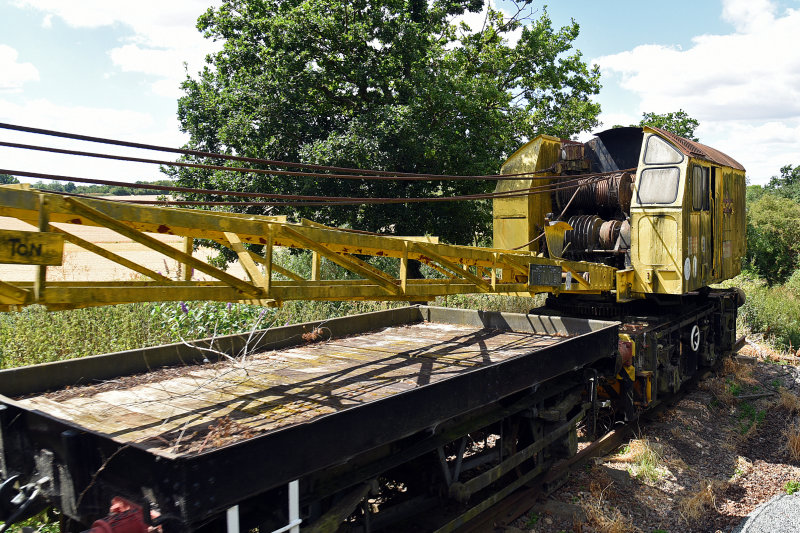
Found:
[645,126,745,171]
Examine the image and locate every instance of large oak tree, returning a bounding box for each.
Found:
[170,0,601,245]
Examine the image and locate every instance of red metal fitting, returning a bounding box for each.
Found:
[87,497,149,533]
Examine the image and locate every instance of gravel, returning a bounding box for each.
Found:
[732,494,800,533]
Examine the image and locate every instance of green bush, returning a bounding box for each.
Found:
[733,274,800,351]
[744,193,800,285]
[0,304,173,368]
[0,299,402,369]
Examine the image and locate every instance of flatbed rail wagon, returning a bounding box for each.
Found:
[0,306,619,532]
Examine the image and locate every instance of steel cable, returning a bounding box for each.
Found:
[1,167,615,205]
[0,122,559,180]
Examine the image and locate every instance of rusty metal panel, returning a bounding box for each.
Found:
[647,126,745,171]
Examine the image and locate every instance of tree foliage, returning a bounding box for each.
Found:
[745,193,800,285]
[765,164,800,202]
[171,0,601,245]
[0,174,19,185]
[28,180,173,196]
[638,109,699,141]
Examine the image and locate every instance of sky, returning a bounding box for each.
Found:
[0,0,798,185]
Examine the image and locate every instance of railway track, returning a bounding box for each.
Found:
[451,335,747,533]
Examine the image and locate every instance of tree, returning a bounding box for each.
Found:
[0,174,19,185]
[171,0,601,247]
[745,193,800,285]
[765,164,800,202]
[638,110,699,141]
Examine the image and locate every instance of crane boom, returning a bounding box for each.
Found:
[0,184,615,311]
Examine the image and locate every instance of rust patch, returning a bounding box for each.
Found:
[157,225,170,234]
[259,237,266,244]
[67,218,83,224]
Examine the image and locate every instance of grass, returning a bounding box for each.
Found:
[785,424,800,462]
[678,479,725,523]
[730,273,800,352]
[609,438,665,483]
[785,480,800,495]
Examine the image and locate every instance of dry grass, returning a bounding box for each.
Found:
[785,424,800,462]
[679,478,726,523]
[779,388,800,415]
[580,482,638,533]
[701,376,737,406]
[723,357,756,384]
[667,457,689,474]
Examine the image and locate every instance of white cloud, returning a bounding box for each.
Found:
[0,98,187,183]
[11,1,220,96]
[722,0,776,32]
[592,0,800,182]
[0,45,39,91]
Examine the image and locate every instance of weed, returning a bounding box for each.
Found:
[609,439,665,483]
[0,300,402,369]
[737,402,766,435]
[1,509,60,533]
[726,379,742,397]
[525,512,541,527]
[785,480,800,495]
[733,274,800,351]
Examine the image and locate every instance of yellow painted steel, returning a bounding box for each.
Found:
[628,127,746,297]
[0,125,746,310]
[0,228,63,265]
[491,127,746,301]
[0,187,616,311]
[493,135,561,253]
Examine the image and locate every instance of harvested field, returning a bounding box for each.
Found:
[0,211,246,281]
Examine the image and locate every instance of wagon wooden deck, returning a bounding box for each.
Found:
[16,321,566,457]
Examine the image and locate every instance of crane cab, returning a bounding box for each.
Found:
[629,127,746,295]
[492,126,746,299]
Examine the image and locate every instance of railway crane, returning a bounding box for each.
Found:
[0,125,745,532]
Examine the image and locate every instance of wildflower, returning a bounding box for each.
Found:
[180,302,189,314]
[227,302,233,311]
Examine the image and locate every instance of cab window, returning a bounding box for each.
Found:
[644,135,683,165]
[691,165,709,211]
[637,167,680,204]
